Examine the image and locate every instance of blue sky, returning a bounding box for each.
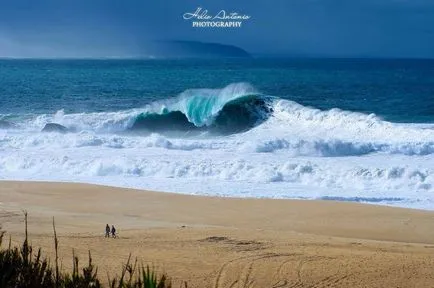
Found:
[0,0,433,57]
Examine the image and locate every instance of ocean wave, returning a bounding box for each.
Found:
[1,82,434,158]
[2,131,434,158]
[1,153,432,193]
[241,138,434,156]
[20,82,271,135]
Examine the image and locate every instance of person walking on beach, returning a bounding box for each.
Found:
[105,224,110,238]
[111,225,116,238]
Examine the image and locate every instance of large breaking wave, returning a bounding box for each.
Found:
[1,82,434,157]
[7,83,271,135]
[130,94,271,134]
[128,82,272,134]
[2,82,434,157]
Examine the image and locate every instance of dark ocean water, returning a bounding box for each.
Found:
[1,58,433,123]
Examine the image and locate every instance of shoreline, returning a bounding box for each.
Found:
[2,180,434,242]
[2,180,434,287]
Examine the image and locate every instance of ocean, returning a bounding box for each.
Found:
[1,58,434,209]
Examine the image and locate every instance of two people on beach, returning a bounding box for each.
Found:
[105,224,116,238]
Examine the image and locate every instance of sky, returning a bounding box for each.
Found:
[0,0,434,58]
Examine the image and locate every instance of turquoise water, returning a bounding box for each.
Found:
[1,58,433,123]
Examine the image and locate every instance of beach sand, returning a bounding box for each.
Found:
[1,181,434,287]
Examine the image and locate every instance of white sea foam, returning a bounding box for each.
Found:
[1,84,434,209]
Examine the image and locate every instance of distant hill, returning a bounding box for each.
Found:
[146,41,251,58]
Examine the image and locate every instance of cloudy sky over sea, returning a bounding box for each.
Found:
[1,0,434,58]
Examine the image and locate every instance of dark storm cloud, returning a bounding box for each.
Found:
[0,0,433,57]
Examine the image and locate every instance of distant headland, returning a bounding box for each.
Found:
[145,40,251,58]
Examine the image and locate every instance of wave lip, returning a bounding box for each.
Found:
[175,82,259,126]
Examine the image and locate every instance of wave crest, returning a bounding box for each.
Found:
[25,83,271,135]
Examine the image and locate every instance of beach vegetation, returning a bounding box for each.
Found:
[0,213,175,288]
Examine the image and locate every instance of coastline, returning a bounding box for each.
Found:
[2,181,434,287]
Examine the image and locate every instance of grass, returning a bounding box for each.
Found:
[0,212,178,288]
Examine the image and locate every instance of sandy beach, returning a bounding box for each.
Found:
[1,181,434,287]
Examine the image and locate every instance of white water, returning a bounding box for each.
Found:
[1,86,434,210]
